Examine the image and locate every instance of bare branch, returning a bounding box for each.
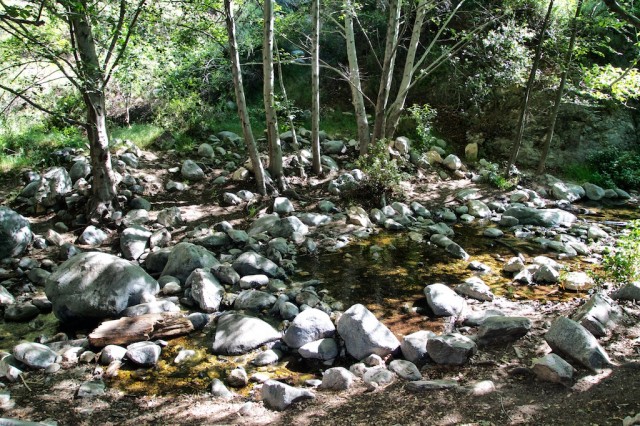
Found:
[602,0,640,29]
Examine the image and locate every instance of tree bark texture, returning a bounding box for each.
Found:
[263,0,283,185]
[88,313,194,347]
[372,0,402,142]
[344,0,371,155]
[225,0,267,195]
[311,0,322,175]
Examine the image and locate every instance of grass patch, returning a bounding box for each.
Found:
[110,124,164,149]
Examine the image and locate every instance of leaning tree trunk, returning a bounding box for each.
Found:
[537,0,583,174]
[344,0,371,155]
[224,0,267,195]
[69,2,118,220]
[263,0,284,188]
[372,0,402,142]
[311,0,322,175]
[505,0,554,176]
[384,0,428,138]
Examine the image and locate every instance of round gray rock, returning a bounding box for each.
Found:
[126,341,161,366]
[283,308,335,349]
[337,304,400,360]
[13,342,57,369]
[212,313,281,355]
[0,207,32,260]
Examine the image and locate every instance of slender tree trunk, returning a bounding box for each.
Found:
[372,0,402,142]
[263,0,284,188]
[537,0,583,174]
[385,0,428,138]
[311,0,322,175]
[505,0,554,176]
[344,0,371,155]
[274,39,306,179]
[224,0,266,195]
[69,2,118,220]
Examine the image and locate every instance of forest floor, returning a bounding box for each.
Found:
[1,147,640,426]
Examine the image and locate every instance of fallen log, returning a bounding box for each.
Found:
[88,313,194,348]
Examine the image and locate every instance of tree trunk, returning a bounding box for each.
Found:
[224,0,267,195]
[372,0,402,142]
[263,0,283,188]
[311,0,322,175]
[344,0,371,155]
[69,2,118,220]
[385,0,428,138]
[505,0,554,176]
[537,0,583,175]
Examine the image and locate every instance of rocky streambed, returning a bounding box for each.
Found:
[0,133,639,424]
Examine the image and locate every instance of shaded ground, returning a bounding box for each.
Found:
[1,147,640,425]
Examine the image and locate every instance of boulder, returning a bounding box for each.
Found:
[298,338,339,360]
[120,225,151,260]
[426,333,477,365]
[531,353,575,386]
[37,167,72,207]
[261,380,314,411]
[211,378,235,399]
[211,313,281,355]
[126,341,161,366]
[77,226,108,246]
[400,330,435,366]
[157,207,184,228]
[544,316,611,371]
[613,281,640,301]
[273,197,295,214]
[121,300,179,317]
[270,217,309,239]
[45,252,159,322]
[232,251,281,278]
[233,290,277,311]
[13,342,57,369]
[551,181,585,202]
[467,200,491,218]
[443,154,462,170]
[185,269,225,313]
[477,316,531,345]
[502,206,577,227]
[0,207,33,260]
[321,367,355,390]
[181,160,204,181]
[336,304,400,360]
[406,380,460,392]
[424,283,466,317]
[161,242,220,284]
[583,182,606,201]
[455,277,494,302]
[571,292,622,337]
[389,360,421,381]
[283,308,335,349]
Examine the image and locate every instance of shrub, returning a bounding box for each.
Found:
[585,146,640,190]
[408,104,438,152]
[353,139,407,205]
[594,220,640,287]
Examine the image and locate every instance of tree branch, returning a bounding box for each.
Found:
[104,0,127,68]
[0,13,45,26]
[602,0,640,29]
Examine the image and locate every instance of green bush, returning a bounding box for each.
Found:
[408,104,437,152]
[585,146,640,190]
[595,220,640,287]
[353,139,406,205]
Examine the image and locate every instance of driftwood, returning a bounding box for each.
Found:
[88,313,194,348]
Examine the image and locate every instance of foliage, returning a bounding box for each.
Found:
[481,160,518,190]
[354,138,406,203]
[110,124,164,149]
[407,104,437,152]
[584,146,640,190]
[594,220,640,287]
[580,64,640,103]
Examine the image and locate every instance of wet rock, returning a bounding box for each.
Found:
[161,242,220,284]
[0,207,32,260]
[298,338,339,361]
[126,342,161,366]
[211,378,235,399]
[483,228,504,238]
[232,251,281,278]
[389,360,421,381]
[572,292,622,337]
[455,277,494,302]
[181,160,204,181]
[424,283,466,317]
[347,206,372,228]
[234,290,277,311]
[551,181,584,202]
[99,345,127,365]
[531,353,575,386]
[502,206,577,227]
[13,342,57,369]
[337,304,400,360]
[186,269,225,313]
[45,252,159,322]
[252,349,282,366]
[283,308,335,349]
[4,303,40,322]
[587,226,609,241]
[401,330,435,366]
[426,333,477,365]
[545,316,611,371]
[261,380,315,411]
[211,313,281,355]
[120,225,151,260]
[227,366,248,388]
[467,200,491,218]
[187,313,210,330]
[321,367,354,390]
[477,316,531,345]
[77,226,108,246]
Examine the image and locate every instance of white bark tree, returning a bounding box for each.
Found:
[311,0,322,175]
[224,0,267,195]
